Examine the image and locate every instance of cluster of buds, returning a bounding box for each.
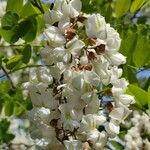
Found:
[24,0,134,149]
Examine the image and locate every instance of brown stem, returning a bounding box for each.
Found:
[1,66,16,89]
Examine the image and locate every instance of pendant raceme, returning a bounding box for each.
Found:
[24,0,135,149]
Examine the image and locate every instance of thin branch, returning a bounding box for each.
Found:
[0,64,52,78]
[1,66,16,89]
[0,44,43,48]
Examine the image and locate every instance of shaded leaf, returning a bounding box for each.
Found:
[22,44,32,64]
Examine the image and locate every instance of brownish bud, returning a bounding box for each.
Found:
[88,51,97,60]
[65,28,76,41]
[88,38,97,46]
[50,119,58,128]
[95,44,105,55]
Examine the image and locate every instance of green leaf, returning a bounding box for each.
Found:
[3,133,15,142]
[114,0,131,18]
[6,55,22,70]
[4,101,14,116]
[1,11,19,30]
[110,141,124,150]
[6,0,23,14]
[20,2,41,18]
[0,54,4,68]
[130,0,146,14]
[119,131,126,140]
[0,27,20,43]
[18,18,37,42]
[132,35,150,67]
[0,119,15,143]
[0,119,10,132]
[22,44,32,64]
[148,86,150,109]
[14,104,25,116]
[127,84,148,106]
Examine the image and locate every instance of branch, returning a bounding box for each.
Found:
[1,66,16,89]
[0,44,43,48]
[0,64,52,78]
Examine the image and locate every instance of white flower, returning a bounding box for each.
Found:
[64,140,82,150]
[109,53,126,66]
[44,0,82,25]
[118,94,135,105]
[44,26,65,47]
[105,24,121,53]
[112,78,129,96]
[105,121,120,137]
[26,83,58,109]
[79,114,106,132]
[85,14,106,39]
[52,36,85,63]
[59,103,81,131]
[109,107,131,122]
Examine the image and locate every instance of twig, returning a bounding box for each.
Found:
[1,66,16,89]
[0,64,52,78]
[0,44,43,48]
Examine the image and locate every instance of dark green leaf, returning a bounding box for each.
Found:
[18,18,37,42]
[1,11,19,30]
[0,54,4,68]
[22,44,32,64]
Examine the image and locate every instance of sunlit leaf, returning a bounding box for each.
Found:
[114,0,131,18]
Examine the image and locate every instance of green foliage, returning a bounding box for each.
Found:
[130,0,146,14]
[114,0,131,18]
[6,0,23,14]
[22,44,32,64]
[1,11,19,30]
[148,87,150,109]
[0,82,33,116]
[19,18,38,42]
[0,0,44,44]
[0,119,15,143]
[20,2,41,18]
[127,84,148,106]
[6,55,22,70]
[110,140,124,150]
[132,35,150,67]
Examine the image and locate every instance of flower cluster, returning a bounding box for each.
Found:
[125,111,150,150]
[24,0,134,149]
